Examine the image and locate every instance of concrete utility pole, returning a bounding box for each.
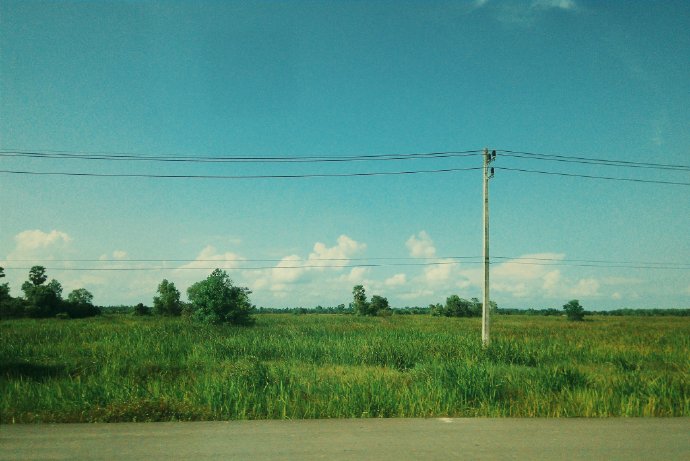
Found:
[482,148,495,347]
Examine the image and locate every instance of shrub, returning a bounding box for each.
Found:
[563,299,585,321]
[133,303,151,316]
[186,269,254,325]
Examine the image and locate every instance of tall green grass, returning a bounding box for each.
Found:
[1,314,688,422]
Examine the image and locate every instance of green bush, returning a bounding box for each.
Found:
[563,299,585,321]
[187,269,254,325]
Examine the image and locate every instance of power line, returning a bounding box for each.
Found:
[0,149,482,163]
[497,166,690,186]
[3,264,687,271]
[2,256,481,263]
[2,147,688,185]
[3,256,687,271]
[498,150,690,171]
[2,261,470,272]
[5,255,686,266]
[3,165,686,184]
[4,147,688,170]
[0,166,484,180]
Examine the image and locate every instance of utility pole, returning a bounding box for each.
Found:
[482,148,495,347]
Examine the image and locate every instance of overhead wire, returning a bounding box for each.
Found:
[0,166,484,179]
[3,255,687,271]
[497,150,690,171]
[496,166,690,186]
[0,149,482,163]
[1,147,689,184]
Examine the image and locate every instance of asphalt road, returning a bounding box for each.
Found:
[1,418,689,460]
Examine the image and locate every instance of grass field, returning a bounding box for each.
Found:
[1,314,688,422]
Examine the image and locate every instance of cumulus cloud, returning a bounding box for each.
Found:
[11,229,71,254]
[493,0,578,26]
[308,235,366,268]
[3,230,74,282]
[531,0,577,10]
[270,255,305,284]
[398,288,436,302]
[165,245,248,300]
[572,278,600,297]
[385,273,407,287]
[99,250,128,261]
[341,267,371,284]
[483,253,605,300]
[406,231,436,258]
[247,235,367,304]
[423,260,457,284]
[177,245,244,271]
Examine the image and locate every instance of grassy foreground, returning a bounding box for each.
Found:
[1,314,688,422]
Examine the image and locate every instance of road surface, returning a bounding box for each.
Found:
[1,418,688,460]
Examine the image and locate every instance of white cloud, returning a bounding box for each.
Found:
[406,231,436,258]
[246,235,367,305]
[494,0,578,26]
[479,253,605,301]
[3,230,74,290]
[176,245,244,271]
[572,278,600,297]
[541,269,562,294]
[100,250,128,261]
[531,0,577,11]
[385,273,407,287]
[308,235,366,268]
[342,267,370,284]
[423,260,457,284]
[271,255,305,284]
[167,245,247,300]
[12,229,71,253]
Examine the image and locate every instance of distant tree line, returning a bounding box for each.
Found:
[498,307,690,317]
[0,266,99,319]
[5,266,687,322]
[429,295,498,318]
[588,308,690,317]
[257,304,351,315]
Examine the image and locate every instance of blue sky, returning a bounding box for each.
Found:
[1,0,689,309]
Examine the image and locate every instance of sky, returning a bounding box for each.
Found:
[1,0,689,310]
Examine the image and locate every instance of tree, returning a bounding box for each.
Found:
[370,295,390,316]
[429,303,444,316]
[444,295,477,317]
[432,295,485,317]
[352,286,390,316]
[352,285,370,315]
[0,267,7,301]
[67,288,94,305]
[46,279,63,299]
[187,269,254,325]
[28,266,47,286]
[64,288,99,318]
[153,279,182,316]
[0,267,22,319]
[563,299,585,321]
[21,267,61,318]
[133,303,151,316]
